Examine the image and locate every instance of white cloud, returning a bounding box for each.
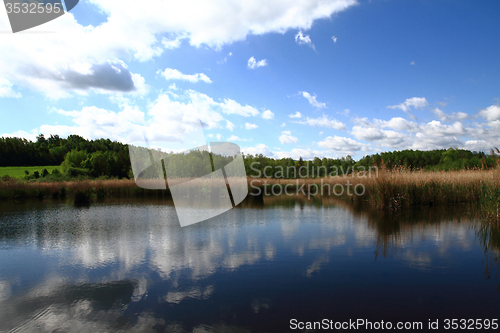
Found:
[280,122,286,127]
[91,0,356,49]
[228,135,251,142]
[261,110,274,119]
[373,117,420,132]
[219,98,260,117]
[351,126,408,149]
[161,33,188,49]
[273,148,329,160]
[218,52,233,64]
[279,130,298,144]
[216,134,222,141]
[0,129,38,141]
[289,112,302,119]
[247,57,268,69]
[454,112,469,120]
[242,144,274,157]
[432,108,449,122]
[318,136,369,154]
[242,144,331,160]
[479,105,500,122]
[0,78,21,98]
[245,122,258,130]
[410,61,415,65]
[295,31,316,50]
[294,115,346,130]
[0,0,357,97]
[300,91,326,108]
[351,116,477,151]
[388,97,428,119]
[4,89,267,150]
[159,68,212,83]
[332,36,337,43]
[432,108,469,123]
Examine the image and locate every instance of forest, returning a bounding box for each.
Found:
[0,134,498,180]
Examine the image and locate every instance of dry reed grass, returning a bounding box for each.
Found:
[1,166,499,217]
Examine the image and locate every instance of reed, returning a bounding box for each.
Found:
[0,178,169,203]
[247,165,500,218]
[1,166,500,218]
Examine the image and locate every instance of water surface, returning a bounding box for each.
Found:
[0,196,498,332]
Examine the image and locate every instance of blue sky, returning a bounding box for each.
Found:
[1,0,499,159]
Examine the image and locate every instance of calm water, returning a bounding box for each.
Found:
[0,196,498,332]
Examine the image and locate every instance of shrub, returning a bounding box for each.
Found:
[1,175,13,181]
[61,149,89,174]
[33,171,40,179]
[67,167,89,177]
[41,169,49,177]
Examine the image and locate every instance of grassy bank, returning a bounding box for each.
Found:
[248,167,500,219]
[0,179,170,203]
[0,166,61,179]
[1,167,500,219]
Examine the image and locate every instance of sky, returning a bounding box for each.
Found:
[0,0,499,160]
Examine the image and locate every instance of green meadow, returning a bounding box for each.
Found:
[0,166,61,179]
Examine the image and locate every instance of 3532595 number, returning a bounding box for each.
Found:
[444,319,498,330]
[5,2,62,14]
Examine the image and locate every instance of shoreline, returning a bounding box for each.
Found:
[0,168,499,220]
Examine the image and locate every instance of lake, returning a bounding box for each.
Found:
[0,196,498,332]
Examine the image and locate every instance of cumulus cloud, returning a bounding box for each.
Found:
[318,136,369,154]
[219,98,260,117]
[242,144,274,157]
[242,144,331,160]
[479,105,500,122]
[350,116,485,151]
[273,148,329,160]
[1,89,267,151]
[289,112,302,118]
[332,36,337,43]
[159,68,212,83]
[388,97,428,119]
[351,126,408,149]
[354,116,420,132]
[432,108,469,122]
[300,91,326,108]
[261,110,274,119]
[295,31,315,50]
[228,135,251,142]
[247,57,268,69]
[0,0,357,97]
[245,123,258,130]
[294,115,346,130]
[279,130,298,144]
[0,78,21,98]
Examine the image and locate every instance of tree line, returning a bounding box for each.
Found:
[0,135,498,180]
